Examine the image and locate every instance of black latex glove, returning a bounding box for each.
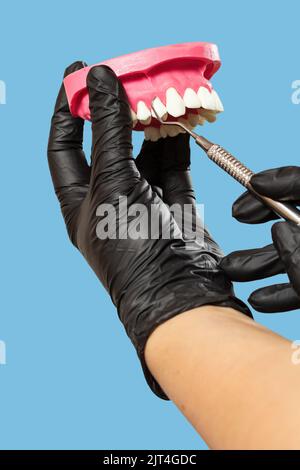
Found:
[220,167,300,313]
[48,62,251,399]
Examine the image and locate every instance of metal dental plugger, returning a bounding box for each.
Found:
[151,102,300,225]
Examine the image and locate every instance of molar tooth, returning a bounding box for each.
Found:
[130,108,137,128]
[144,127,151,140]
[178,117,192,131]
[151,97,168,121]
[197,87,215,110]
[137,101,152,125]
[183,88,201,109]
[147,127,161,142]
[152,128,161,142]
[197,115,206,125]
[211,89,224,112]
[159,125,168,138]
[199,109,217,123]
[165,87,185,117]
[165,125,182,137]
[187,113,199,128]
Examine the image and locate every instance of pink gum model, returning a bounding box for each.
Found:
[64,42,222,132]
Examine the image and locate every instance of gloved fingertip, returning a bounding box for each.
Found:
[232,189,277,224]
[64,61,87,78]
[231,201,240,220]
[87,64,118,91]
[250,168,286,196]
[248,289,277,313]
[250,168,282,194]
[271,220,286,240]
[247,291,263,312]
[231,193,248,220]
[248,172,266,191]
[219,254,245,281]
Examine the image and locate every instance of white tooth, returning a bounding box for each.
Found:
[152,109,168,121]
[197,87,215,110]
[142,117,152,125]
[144,127,151,140]
[147,127,161,142]
[160,125,168,138]
[183,88,201,109]
[165,87,185,117]
[151,97,168,121]
[187,113,199,128]
[199,109,217,123]
[211,89,224,112]
[137,101,152,125]
[130,108,137,128]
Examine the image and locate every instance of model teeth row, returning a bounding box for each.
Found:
[130,87,224,141]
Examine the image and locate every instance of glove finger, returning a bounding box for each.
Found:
[158,133,222,255]
[272,221,300,296]
[220,244,284,281]
[160,134,194,207]
[251,167,300,202]
[87,65,140,197]
[161,133,191,173]
[248,283,300,313]
[48,61,91,241]
[232,191,279,224]
[48,61,90,191]
[159,134,200,240]
[135,139,164,197]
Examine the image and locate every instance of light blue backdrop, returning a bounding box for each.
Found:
[1,0,300,450]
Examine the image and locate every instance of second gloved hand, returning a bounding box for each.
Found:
[220,167,300,313]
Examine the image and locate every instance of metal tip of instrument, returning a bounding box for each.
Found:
[151,98,213,152]
[150,100,190,134]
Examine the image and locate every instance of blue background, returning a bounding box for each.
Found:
[1,0,300,450]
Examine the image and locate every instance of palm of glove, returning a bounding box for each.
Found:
[221,167,300,313]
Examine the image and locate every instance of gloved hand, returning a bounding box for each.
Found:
[220,167,300,313]
[48,62,251,399]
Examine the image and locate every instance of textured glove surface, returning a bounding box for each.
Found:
[221,167,300,313]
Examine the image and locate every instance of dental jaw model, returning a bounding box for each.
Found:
[64,42,300,225]
[64,42,224,141]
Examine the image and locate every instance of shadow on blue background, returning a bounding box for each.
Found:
[1,0,300,450]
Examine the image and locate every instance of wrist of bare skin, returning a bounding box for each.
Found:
[145,306,300,450]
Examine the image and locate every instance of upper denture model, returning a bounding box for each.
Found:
[64,42,224,142]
